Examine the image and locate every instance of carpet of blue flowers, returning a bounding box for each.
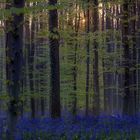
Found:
[0,113,140,140]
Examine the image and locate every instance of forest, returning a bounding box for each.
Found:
[0,0,140,139]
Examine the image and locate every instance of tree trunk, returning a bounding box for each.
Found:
[28,16,36,118]
[122,0,130,115]
[93,0,100,115]
[6,0,24,115]
[49,0,61,118]
[130,0,136,115]
[136,0,140,113]
[85,0,90,116]
[6,0,24,139]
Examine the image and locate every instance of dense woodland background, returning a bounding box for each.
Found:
[0,0,140,120]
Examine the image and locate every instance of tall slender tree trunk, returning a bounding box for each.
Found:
[136,0,140,112]
[93,0,100,115]
[28,16,36,118]
[130,0,136,115]
[39,19,46,117]
[85,0,90,116]
[49,0,61,118]
[101,1,105,112]
[122,0,130,115]
[115,5,123,115]
[72,2,80,115]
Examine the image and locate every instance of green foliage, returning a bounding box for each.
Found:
[0,0,139,114]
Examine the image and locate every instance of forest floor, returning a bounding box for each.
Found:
[0,113,140,140]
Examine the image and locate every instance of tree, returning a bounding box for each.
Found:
[6,0,25,138]
[129,0,136,115]
[85,0,90,116]
[28,11,36,118]
[122,0,130,115]
[136,0,140,112]
[93,0,100,115]
[49,0,61,118]
[6,0,24,115]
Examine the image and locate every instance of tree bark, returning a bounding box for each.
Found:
[122,0,130,115]
[93,0,100,115]
[6,0,24,115]
[49,0,61,118]
[85,0,90,116]
[6,0,24,139]
[130,0,136,115]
